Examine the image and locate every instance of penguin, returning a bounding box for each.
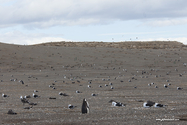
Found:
[154,103,166,108]
[2,93,8,97]
[59,92,68,96]
[177,87,182,90]
[20,96,29,105]
[7,109,17,115]
[68,104,75,109]
[111,100,125,107]
[143,101,155,108]
[81,98,89,114]
[33,93,39,98]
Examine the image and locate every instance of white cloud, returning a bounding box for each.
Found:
[25,18,102,29]
[142,18,187,27]
[99,31,171,36]
[0,31,70,45]
[0,0,187,28]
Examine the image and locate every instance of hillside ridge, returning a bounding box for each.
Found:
[34,41,185,49]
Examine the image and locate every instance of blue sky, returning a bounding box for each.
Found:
[0,0,187,45]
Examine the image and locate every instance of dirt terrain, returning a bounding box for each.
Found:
[0,41,187,124]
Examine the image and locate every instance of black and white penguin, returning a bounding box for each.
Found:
[68,104,75,109]
[154,103,166,108]
[33,93,39,98]
[111,101,125,107]
[2,93,8,97]
[81,98,89,114]
[143,101,155,108]
[20,96,29,105]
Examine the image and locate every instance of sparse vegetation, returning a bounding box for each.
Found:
[34,41,184,49]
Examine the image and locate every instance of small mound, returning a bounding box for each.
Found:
[34,41,184,49]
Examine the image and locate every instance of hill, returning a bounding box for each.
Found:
[35,41,185,49]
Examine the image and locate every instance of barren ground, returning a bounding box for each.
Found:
[0,41,187,125]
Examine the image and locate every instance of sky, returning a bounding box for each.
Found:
[0,0,187,45]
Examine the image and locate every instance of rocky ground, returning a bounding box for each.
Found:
[0,41,187,124]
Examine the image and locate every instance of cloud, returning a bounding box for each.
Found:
[0,0,187,28]
[0,31,70,45]
[99,31,171,36]
[141,18,187,27]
